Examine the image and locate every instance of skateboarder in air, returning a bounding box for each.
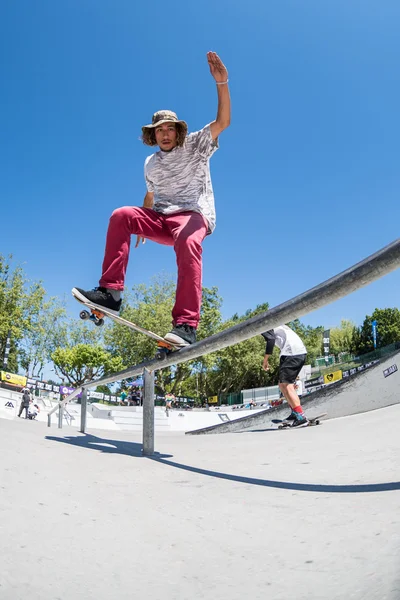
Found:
[73,51,230,347]
[261,325,308,427]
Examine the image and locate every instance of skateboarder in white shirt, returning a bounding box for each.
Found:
[261,325,308,427]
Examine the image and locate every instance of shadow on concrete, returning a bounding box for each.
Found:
[151,457,400,494]
[45,433,172,459]
[45,434,400,494]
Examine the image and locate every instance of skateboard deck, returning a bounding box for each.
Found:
[272,413,327,429]
[72,288,180,357]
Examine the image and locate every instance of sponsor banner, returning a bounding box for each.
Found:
[0,398,16,410]
[59,386,76,396]
[218,414,230,422]
[2,330,11,370]
[88,391,104,400]
[372,320,377,349]
[323,370,343,385]
[383,364,397,378]
[26,378,61,393]
[323,330,330,365]
[208,396,218,404]
[1,371,27,386]
[304,376,324,390]
[312,385,325,393]
[306,358,380,390]
[368,360,379,368]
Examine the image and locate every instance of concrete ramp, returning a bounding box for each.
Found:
[187,349,400,435]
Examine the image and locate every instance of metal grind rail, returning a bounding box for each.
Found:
[47,238,400,455]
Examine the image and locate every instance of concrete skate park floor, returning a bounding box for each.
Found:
[1,406,399,600]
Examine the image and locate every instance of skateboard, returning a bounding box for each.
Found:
[72,288,180,358]
[272,413,327,429]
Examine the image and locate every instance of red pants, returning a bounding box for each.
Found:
[99,207,208,328]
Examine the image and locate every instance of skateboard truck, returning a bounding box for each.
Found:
[79,309,105,327]
[155,340,175,359]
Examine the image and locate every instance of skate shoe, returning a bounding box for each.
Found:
[283,411,297,423]
[72,287,121,315]
[290,414,309,428]
[164,324,196,347]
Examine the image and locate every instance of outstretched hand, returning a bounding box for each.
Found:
[207,51,228,83]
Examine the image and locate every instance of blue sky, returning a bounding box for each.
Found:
[1,0,399,340]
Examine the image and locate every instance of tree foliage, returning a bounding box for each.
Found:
[19,296,67,378]
[4,257,387,399]
[104,276,224,396]
[289,319,324,364]
[328,320,356,355]
[352,308,400,355]
[200,303,277,397]
[0,254,60,373]
[52,344,124,387]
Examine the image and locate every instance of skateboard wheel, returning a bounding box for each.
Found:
[80,310,90,320]
[94,318,104,327]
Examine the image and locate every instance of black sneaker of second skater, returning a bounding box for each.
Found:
[164,324,197,347]
[283,411,297,423]
[72,287,122,315]
[290,414,309,428]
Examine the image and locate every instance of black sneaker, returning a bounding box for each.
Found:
[72,287,122,315]
[283,411,297,423]
[290,414,309,428]
[164,324,196,347]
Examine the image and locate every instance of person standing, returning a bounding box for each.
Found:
[18,387,31,419]
[261,325,308,427]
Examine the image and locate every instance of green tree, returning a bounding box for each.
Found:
[104,275,176,395]
[174,286,223,397]
[0,254,56,373]
[95,384,112,395]
[352,308,400,355]
[289,319,324,364]
[204,304,277,397]
[329,320,356,355]
[104,276,225,397]
[19,296,67,378]
[52,344,124,387]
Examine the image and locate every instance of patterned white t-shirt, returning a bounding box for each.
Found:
[144,124,219,233]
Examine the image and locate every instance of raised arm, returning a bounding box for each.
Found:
[207,52,231,140]
[261,330,276,371]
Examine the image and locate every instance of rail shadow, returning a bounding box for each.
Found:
[46,432,399,494]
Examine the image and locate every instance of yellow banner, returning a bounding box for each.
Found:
[324,370,342,385]
[208,395,218,404]
[1,371,27,386]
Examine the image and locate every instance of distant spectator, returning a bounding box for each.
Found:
[18,388,31,419]
[165,398,172,416]
[28,400,40,420]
